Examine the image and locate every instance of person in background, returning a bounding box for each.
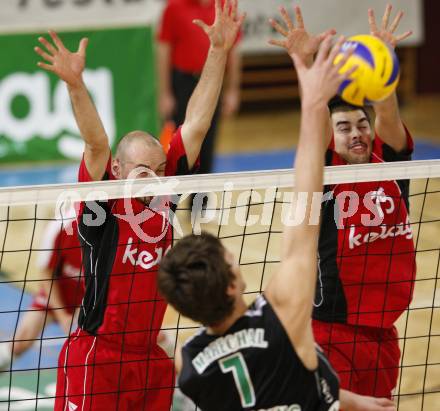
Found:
[0,211,83,372]
[157,0,242,177]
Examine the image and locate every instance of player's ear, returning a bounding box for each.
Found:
[226,274,240,298]
[112,158,122,179]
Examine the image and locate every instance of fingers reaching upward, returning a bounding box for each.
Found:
[193,0,245,52]
[268,5,336,66]
[294,35,357,106]
[34,31,88,87]
[368,3,413,48]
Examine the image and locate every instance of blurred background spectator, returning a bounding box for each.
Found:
[157,0,241,176]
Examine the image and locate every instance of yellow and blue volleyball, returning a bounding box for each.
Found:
[334,34,400,106]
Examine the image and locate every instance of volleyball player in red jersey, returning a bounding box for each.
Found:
[270,4,415,398]
[0,212,83,372]
[34,1,244,409]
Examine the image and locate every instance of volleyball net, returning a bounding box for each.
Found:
[0,159,439,410]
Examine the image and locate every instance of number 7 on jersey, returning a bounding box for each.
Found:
[219,353,256,408]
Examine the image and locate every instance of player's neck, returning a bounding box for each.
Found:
[207,297,248,336]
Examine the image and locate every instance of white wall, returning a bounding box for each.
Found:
[0,0,424,53]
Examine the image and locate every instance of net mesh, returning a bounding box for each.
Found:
[0,160,439,410]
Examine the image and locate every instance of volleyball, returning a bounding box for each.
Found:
[334,34,400,106]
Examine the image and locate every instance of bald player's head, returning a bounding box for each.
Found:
[112,131,167,180]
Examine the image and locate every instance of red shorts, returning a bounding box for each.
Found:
[55,329,174,411]
[312,320,400,398]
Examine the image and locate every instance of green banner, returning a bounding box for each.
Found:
[0,26,158,163]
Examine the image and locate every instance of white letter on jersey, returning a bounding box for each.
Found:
[348,225,362,249]
[123,238,137,266]
[335,191,359,228]
[361,191,384,226]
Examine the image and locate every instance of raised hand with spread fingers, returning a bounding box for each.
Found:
[367,3,411,153]
[194,0,245,52]
[293,35,357,107]
[35,31,88,88]
[180,0,245,166]
[34,32,109,181]
[368,3,413,49]
[268,5,335,66]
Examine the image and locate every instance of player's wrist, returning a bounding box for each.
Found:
[208,46,228,60]
[301,96,329,112]
[304,54,314,68]
[67,77,86,91]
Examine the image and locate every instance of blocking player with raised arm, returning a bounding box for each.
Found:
[34,1,244,410]
[270,4,415,398]
[158,34,396,411]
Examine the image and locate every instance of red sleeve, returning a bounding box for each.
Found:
[37,223,65,278]
[46,230,63,273]
[373,124,414,162]
[78,155,115,216]
[78,154,113,183]
[165,127,200,176]
[157,1,176,44]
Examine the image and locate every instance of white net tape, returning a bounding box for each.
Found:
[0,159,440,207]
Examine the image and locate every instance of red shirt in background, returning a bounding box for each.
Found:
[35,218,83,314]
[158,0,240,74]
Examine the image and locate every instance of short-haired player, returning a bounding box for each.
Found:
[270,3,415,398]
[34,1,244,409]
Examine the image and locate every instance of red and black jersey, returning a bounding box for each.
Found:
[77,129,197,350]
[314,130,416,328]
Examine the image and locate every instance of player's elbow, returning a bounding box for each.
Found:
[85,139,110,155]
[182,120,209,144]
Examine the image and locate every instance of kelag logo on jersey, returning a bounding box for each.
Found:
[122,237,170,270]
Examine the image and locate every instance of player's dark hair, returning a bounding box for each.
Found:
[158,232,235,326]
[328,96,372,123]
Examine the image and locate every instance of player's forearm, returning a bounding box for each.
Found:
[282,99,327,258]
[183,47,227,139]
[374,91,400,123]
[42,275,64,312]
[296,100,327,203]
[67,81,109,151]
[339,389,357,410]
[42,273,73,331]
[296,54,314,101]
[373,92,407,151]
[157,42,173,96]
[339,389,396,411]
[225,48,241,93]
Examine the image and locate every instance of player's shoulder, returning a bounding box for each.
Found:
[183,296,270,349]
[182,326,208,349]
[372,127,414,163]
[244,294,268,318]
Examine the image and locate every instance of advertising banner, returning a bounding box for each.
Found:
[0,27,158,162]
[0,0,424,49]
[0,0,424,162]
[240,0,423,53]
